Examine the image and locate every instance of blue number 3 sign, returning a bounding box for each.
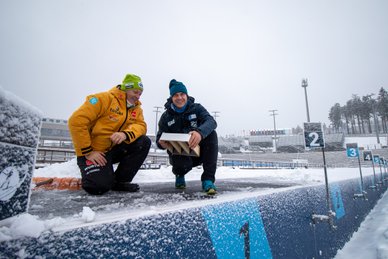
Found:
[346,143,359,158]
[346,148,359,158]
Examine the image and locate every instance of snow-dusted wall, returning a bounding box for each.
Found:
[0,175,386,258]
[0,87,42,220]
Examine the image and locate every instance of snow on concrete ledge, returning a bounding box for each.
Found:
[0,87,42,220]
[0,175,386,258]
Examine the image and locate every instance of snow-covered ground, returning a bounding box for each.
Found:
[0,160,387,258]
[335,190,388,259]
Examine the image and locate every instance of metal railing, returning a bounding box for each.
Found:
[36,146,379,170]
[36,146,319,170]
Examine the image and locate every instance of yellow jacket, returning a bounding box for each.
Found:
[68,87,147,156]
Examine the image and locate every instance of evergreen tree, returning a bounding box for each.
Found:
[345,100,356,134]
[328,88,386,135]
[341,103,351,134]
[328,103,342,132]
[377,87,388,133]
[361,94,374,134]
[351,95,363,134]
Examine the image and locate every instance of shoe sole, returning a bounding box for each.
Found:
[205,188,217,195]
[112,186,140,192]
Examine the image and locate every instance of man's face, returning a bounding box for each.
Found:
[171,92,188,108]
[126,89,142,104]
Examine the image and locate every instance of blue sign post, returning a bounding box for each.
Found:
[373,155,384,185]
[303,122,335,228]
[346,143,366,198]
[383,159,388,183]
[380,157,386,185]
[373,155,380,164]
[363,150,377,188]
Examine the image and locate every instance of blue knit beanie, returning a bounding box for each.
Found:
[169,79,188,97]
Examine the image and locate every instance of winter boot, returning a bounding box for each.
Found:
[202,180,217,195]
[175,175,186,189]
[112,182,140,192]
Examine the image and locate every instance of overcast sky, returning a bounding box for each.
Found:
[1,0,387,137]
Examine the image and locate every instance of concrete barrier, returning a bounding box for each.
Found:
[0,174,386,258]
[0,88,42,220]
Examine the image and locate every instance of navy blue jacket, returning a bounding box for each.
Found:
[156,96,217,149]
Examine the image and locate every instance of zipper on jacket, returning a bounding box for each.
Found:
[118,107,129,132]
[109,99,130,149]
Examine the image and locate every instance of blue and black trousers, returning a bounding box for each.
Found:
[169,131,218,183]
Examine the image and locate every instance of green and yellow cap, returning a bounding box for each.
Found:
[120,74,143,91]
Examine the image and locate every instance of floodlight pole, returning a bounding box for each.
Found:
[269,110,278,152]
[212,111,220,122]
[302,78,311,122]
[153,106,162,137]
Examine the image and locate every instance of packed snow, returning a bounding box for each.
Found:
[335,190,388,259]
[0,159,387,258]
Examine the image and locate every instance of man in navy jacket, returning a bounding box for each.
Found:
[156,79,218,195]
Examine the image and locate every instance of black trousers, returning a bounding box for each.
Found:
[169,131,218,182]
[77,135,151,195]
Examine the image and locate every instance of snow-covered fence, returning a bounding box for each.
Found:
[0,175,386,258]
[0,87,42,220]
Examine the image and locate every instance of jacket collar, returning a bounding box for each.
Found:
[110,86,142,106]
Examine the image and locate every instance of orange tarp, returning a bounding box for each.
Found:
[32,177,82,191]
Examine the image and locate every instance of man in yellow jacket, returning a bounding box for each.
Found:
[68,74,151,195]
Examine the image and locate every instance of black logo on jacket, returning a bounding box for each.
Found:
[110,106,123,115]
